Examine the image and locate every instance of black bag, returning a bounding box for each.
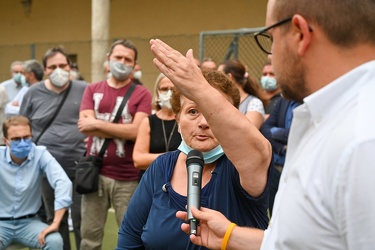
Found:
[75,156,101,194]
[75,83,136,194]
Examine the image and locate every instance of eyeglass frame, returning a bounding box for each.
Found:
[7,135,33,144]
[254,17,292,55]
[254,16,313,55]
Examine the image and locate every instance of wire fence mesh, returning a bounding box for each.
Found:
[0,29,268,91]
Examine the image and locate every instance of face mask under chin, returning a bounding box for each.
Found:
[178,139,224,164]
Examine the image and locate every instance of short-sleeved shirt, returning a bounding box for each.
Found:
[239,95,265,117]
[19,80,88,178]
[80,80,152,181]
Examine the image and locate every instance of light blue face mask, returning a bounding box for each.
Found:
[20,74,28,87]
[9,138,32,159]
[260,76,277,91]
[178,140,224,164]
[13,73,23,84]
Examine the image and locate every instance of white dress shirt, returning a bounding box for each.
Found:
[262,60,375,249]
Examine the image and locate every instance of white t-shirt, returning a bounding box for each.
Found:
[261,60,375,249]
[5,86,29,117]
[239,95,265,117]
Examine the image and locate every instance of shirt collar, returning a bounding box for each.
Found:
[5,143,36,165]
[302,60,375,124]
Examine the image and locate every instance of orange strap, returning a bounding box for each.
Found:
[221,222,236,250]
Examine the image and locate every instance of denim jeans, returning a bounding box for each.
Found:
[42,177,81,250]
[0,217,63,250]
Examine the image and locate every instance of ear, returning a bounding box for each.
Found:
[291,15,312,56]
[174,114,181,131]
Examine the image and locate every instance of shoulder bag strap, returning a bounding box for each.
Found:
[34,81,73,145]
[97,83,137,159]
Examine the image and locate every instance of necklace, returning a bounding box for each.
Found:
[161,120,177,152]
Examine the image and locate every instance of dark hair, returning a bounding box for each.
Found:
[42,47,71,68]
[221,59,268,107]
[3,115,31,139]
[107,39,138,62]
[23,59,44,81]
[273,0,375,47]
[170,69,240,116]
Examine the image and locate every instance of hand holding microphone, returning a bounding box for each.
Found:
[186,150,204,235]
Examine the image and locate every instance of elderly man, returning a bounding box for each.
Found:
[0,115,72,249]
[5,59,44,117]
[0,61,24,101]
[151,0,375,248]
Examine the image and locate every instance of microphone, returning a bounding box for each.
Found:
[186,150,204,235]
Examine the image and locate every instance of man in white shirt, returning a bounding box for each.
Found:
[0,61,24,101]
[150,0,375,249]
[5,59,44,117]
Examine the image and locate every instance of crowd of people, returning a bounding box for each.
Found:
[1,0,375,249]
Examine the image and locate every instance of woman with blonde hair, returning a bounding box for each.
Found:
[133,73,181,180]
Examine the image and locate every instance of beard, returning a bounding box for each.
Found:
[275,44,309,103]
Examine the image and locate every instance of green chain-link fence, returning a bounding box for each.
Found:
[200,27,267,81]
[0,29,267,91]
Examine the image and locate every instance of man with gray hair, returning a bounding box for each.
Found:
[5,59,44,117]
[0,61,24,101]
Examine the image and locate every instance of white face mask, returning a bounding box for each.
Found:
[158,89,172,110]
[50,68,70,87]
[133,70,142,80]
[106,72,112,79]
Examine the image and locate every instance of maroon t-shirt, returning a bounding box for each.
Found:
[80,80,152,181]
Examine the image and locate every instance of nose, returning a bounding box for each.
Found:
[268,54,272,63]
[198,115,209,129]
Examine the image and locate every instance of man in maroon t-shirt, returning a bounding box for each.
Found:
[78,39,152,250]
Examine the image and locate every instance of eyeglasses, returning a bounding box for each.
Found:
[254,17,313,55]
[158,87,173,94]
[46,63,69,70]
[7,136,32,144]
[254,17,292,55]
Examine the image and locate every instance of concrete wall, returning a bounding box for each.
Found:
[0,0,267,91]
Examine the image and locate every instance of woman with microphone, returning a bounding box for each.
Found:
[116,48,272,249]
